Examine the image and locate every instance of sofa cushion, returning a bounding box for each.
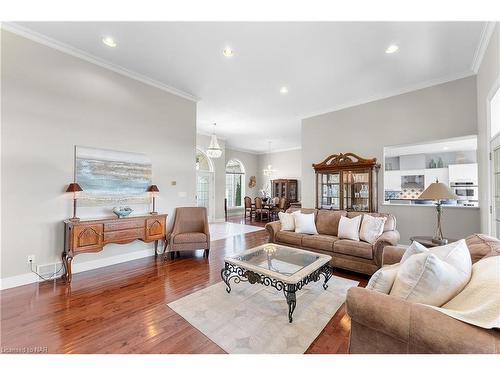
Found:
[278,211,295,231]
[359,214,387,244]
[316,210,346,236]
[293,212,318,234]
[173,232,208,244]
[334,239,373,260]
[302,234,338,252]
[366,263,400,294]
[401,241,428,263]
[347,212,396,232]
[465,234,500,263]
[276,231,305,246]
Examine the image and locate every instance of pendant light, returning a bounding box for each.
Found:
[206,122,223,159]
[263,141,277,176]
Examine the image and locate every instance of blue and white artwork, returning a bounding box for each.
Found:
[75,146,152,206]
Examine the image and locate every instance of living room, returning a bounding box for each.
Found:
[1,0,499,372]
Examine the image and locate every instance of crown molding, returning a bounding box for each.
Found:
[302,70,475,121]
[471,22,496,74]
[1,22,199,102]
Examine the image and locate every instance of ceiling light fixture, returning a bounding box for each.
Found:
[280,87,288,94]
[385,44,399,54]
[263,141,277,177]
[102,36,117,48]
[223,47,234,57]
[206,123,223,159]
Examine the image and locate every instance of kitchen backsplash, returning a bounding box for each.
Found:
[385,188,424,200]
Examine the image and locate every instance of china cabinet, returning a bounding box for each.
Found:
[313,153,380,212]
[271,179,298,204]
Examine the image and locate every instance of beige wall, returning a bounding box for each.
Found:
[1,31,197,281]
[302,76,480,243]
[476,23,499,234]
[258,149,302,200]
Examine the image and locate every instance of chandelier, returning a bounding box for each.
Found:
[206,122,223,159]
[263,141,277,176]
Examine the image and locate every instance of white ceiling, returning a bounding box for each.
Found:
[13,22,487,153]
[384,135,477,157]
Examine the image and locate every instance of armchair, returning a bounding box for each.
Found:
[168,207,210,259]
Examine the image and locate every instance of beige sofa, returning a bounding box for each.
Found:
[347,234,500,354]
[265,208,400,275]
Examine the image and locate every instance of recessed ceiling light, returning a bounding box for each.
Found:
[223,47,234,57]
[102,36,117,48]
[385,44,399,54]
[280,87,288,94]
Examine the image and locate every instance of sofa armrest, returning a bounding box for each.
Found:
[265,221,281,242]
[382,245,407,266]
[373,230,400,266]
[346,287,500,354]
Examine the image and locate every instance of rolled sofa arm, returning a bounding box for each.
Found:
[265,221,281,243]
[346,287,500,354]
[373,230,400,266]
[382,245,407,266]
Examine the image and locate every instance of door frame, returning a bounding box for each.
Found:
[486,74,500,236]
[196,148,215,222]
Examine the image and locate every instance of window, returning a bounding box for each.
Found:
[226,159,245,208]
[383,135,478,208]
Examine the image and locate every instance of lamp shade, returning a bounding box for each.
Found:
[418,180,457,200]
[147,185,159,193]
[66,182,83,193]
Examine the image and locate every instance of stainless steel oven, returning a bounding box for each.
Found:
[450,182,478,202]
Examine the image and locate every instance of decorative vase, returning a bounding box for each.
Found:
[429,159,436,168]
[112,206,133,218]
[437,157,444,168]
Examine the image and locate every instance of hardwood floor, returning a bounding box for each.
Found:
[0,216,368,354]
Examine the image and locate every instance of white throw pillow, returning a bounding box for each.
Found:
[400,241,428,263]
[338,215,362,241]
[390,240,472,306]
[359,215,387,244]
[293,212,318,235]
[366,263,400,294]
[278,212,295,231]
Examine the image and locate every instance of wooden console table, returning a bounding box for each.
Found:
[62,214,167,283]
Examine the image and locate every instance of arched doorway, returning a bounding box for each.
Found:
[196,149,215,221]
[225,159,246,209]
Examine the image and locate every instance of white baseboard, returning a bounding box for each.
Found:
[0,248,157,290]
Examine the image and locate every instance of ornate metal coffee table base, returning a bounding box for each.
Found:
[220,262,334,323]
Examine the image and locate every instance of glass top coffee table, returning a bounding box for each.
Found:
[220,244,334,322]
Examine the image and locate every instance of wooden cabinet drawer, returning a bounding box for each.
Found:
[104,228,143,243]
[145,217,166,241]
[72,224,104,251]
[103,219,144,232]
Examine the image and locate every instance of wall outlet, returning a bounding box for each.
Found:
[27,254,35,264]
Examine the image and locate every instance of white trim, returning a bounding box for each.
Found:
[471,22,497,74]
[302,70,475,121]
[486,75,500,236]
[258,146,302,155]
[1,22,199,102]
[0,247,156,290]
[226,145,302,155]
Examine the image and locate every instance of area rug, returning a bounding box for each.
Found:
[210,222,264,241]
[167,276,359,353]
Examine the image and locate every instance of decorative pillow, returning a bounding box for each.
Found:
[278,212,295,231]
[366,263,400,294]
[338,215,362,241]
[293,212,318,235]
[400,241,428,263]
[359,215,387,244]
[431,255,500,329]
[390,240,472,306]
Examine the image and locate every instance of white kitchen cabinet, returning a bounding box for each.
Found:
[448,163,478,184]
[424,168,449,189]
[384,170,402,191]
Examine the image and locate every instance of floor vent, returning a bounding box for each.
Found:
[37,263,65,280]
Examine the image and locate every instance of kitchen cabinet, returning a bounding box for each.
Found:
[384,170,402,191]
[424,168,449,189]
[448,163,478,184]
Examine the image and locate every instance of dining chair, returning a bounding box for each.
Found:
[254,197,270,221]
[270,197,287,220]
[244,196,255,220]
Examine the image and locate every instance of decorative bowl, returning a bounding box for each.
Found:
[112,206,133,218]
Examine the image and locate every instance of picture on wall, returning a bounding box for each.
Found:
[75,146,152,206]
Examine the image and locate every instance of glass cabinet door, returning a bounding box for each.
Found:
[317,172,340,209]
[343,170,370,211]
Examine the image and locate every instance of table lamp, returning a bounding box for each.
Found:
[66,182,83,221]
[418,179,458,245]
[147,185,159,214]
